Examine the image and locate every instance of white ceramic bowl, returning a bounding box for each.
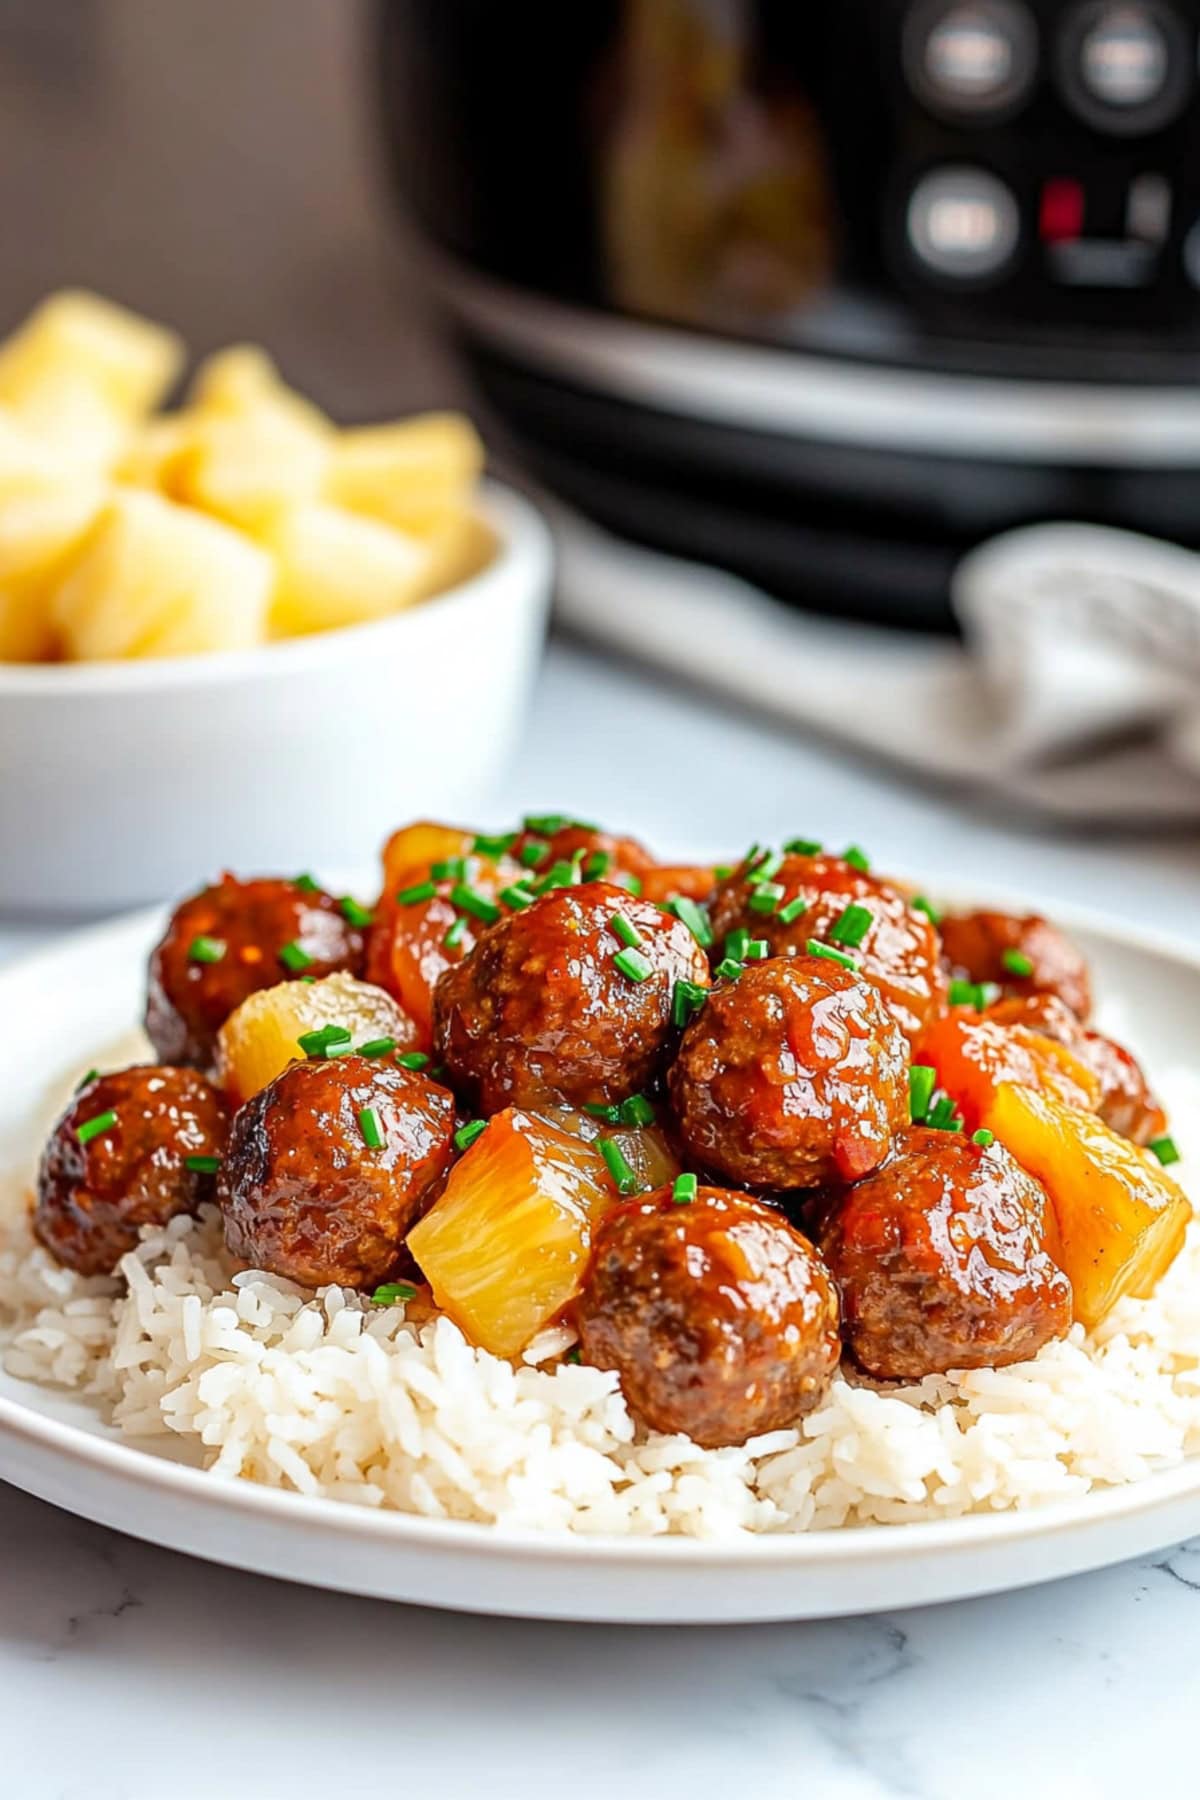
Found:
[0,481,552,914]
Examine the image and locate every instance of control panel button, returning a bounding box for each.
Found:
[906,166,1021,280]
[905,0,1038,118]
[1058,3,1190,134]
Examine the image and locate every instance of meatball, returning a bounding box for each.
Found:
[220,1054,455,1289]
[985,993,1165,1145]
[819,1126,1071,1380]
[940,910,1091,1021]
[35,1065,229,1275]
[433,880,711,1113]
[577,1186,840,1447]
[709,852,944,1042]
[147,874,365,1070]
[669,955,908,1189]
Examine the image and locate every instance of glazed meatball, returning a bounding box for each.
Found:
[147,874,365,1070]
[669,955,908,1189]
[985,993,1164,1145]
[35,1066,229,1275]
[709,852,945,1042]
[433,881,711,1113]
[220,1054,455,1289]
[940,910,1091,1021]
[577,1186,841,1447]
[819,1126,1071,1381]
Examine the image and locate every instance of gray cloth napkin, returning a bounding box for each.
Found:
[553,508,1200,823]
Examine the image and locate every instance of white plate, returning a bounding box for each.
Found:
[2,900,1199,1624]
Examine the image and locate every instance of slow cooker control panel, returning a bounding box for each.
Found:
[889,0,1200,328]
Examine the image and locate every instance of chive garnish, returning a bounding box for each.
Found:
[714,956,745,982]
[76,1068,99,1091]
[713,864,733,882]
[360,1037,399,1058]
[187,935,226,964]
[949,978,999,1010]
[784,838,822,857]
[455,1119,487,1151]
[726,926,752,961]
[370,1281,418,1306]
[777,896,809,926]
[472,832,517,858]
[909,1065,936,1122]
[666,895,713,948]
[338,896,374,929]
[501,882,536,911]
[518,838,550,870]
[584,1101,622,1123]
[620,874,643,897]
[926,1094,963,1132]
[358,1108,385,1150]
[613,946,653,983]
[972,1129,995,1148]
[829,902,873,949]
[747,850,784,885]
[293,873,320,894]
[1150,1135,1181,1167]
[523,813,580,835]
[297,1023,353,1058]
[672,1173,698,1206]
[77,1109,117,1146]
[1001,948,1034,978]
[395,1049,429,1069]
[443,914,469,950]
[583,850,612,880]
[911,895,943,925]
[451,882,501,925]
[185,1153,222,1174]
[396,880,437,905]
[431,855,466,882]
[564,1347,582,1365]
[843,845,870,872]
[619,1093,656,1128]
[610,913,644,950]
[599,1137,641,1196]
[672,978,708,1027]
[279,940,313,973]
[807,939,857,971]
[744,938,769,960]
[748,881,786,915]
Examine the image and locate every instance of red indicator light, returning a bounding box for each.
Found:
[1040,178,1085,243]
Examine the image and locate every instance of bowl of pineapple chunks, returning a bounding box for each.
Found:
[0,291,553,912]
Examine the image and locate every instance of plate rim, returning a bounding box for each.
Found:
[2,885,1200,1574]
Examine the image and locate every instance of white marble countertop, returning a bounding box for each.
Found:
[3,641,1200,1800]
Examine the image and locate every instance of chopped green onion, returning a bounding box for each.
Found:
[187,935,226,964]
[620,874,643,897]
[713,864,733,882]
[455,1119,487,1152]
[473,832,517,859]
[972,1129,995,1149]
[725,926,751,961]
[523,812,598,836]
[748,881,786,915]
[297,1023,353,1058]
[443,914,469,950]
[610,912,644,950]
[909,1065,936,1122]
[829,902,874,949]
[584,1101,622,1123]
[451,882,501,925]
[948,978,986,1010]
[185,1153,222,1174]
[338,896,374,928]
[744,938,769,961]
[358,1107,385,1150]
[564,1347,582,1365]
[777,896,809,925]
[599,1137,641,1196]
[747,850,783,885]
[371,1281,417,1307]
[926,1094,963,1133]
[806,938,858,971]
[299,975,317,985]
[666,895,713,948]
[583,850,612,880]
[77,1109,117,1146]
[672,1173,698,1206]
[911,895,943,926]
[783,838,822,857]
[534,857,585,894]
[672,979,708,1027]
[843,845,870,872]
[1150,1135,1181,1167]
[518,837,550,869]
[279,941,313,973]
[395,1049,429,1069]
[431,855,466,882]
[501,882,536,911]
[613,946,653,983]
[619,1093,656,1128]
[714,956,745,982]
[359,1037,399,1059]
[396,879,437,905]
[293,873,320,894]
[76,1068,99,1090]
[1001,947,1035,978]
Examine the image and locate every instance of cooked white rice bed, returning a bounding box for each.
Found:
[3,1067,1200,1542]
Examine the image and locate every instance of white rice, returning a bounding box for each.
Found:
[3,1066,1200,1541]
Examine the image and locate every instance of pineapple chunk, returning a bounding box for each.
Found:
[169,411,328,533]
[0,290,183,419]
[113,415,197,494]
[408,1108,618,1357]
[264,502,430,638]
[189,344,331,439]
[324,414,483,537]
[0,585,54,661]
[216,971,417,1106]
[920,1011,1101,1131]
[413,513,497,600]
[48,488,272,660]
[988,1082,1192,1327]
[381,820,475,889]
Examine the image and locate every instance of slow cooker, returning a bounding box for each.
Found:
[378,1,1200,626]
